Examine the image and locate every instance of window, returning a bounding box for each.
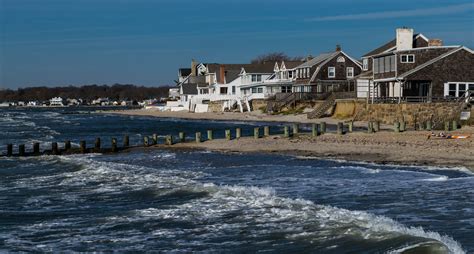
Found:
[220,87,228,94]
[303,68,306,78]
[281,86,292,93]
[374,58,379,74]
[379,58,385,73]
[445,82,474,97]
[346,67,354,78]
[251,74,262,82]
[307,68,311,78]
[459,84,466,97]
[232,86,236,95]
[328,67,335,78]
[384,56,390,73]
[362,59,368,70]
[337,56,345,62]
[401,54,415,63]
[390,55,396,72]
[251,87,263,93]
[288,71,293,79]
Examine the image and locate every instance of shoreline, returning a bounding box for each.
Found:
[135,131,474,172]
[104,109,474,171]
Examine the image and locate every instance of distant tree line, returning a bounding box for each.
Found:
[251,52,303,64]
[0,84,172,102]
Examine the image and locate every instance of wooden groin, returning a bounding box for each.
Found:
[0,119,464,158]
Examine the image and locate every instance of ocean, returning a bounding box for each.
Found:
[0,108,472,253]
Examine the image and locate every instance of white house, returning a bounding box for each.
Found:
[49,97,64,106]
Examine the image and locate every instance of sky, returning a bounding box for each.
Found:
[0,0,473,89]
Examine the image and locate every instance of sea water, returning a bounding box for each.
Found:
[0,108,472,253]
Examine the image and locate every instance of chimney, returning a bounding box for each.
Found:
[191,59,197,76]
[428,39,443,47]
[335,45,342,52]
[219,65,226,84]
[396,27,414,51]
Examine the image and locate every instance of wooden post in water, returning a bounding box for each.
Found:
[179,132,185,142]
[400,121,406,132]
[165,135,173,145]
[452,120,458,130]
[64,140,71,151]
[263,126,270,137]
[254,127,260,139]
[195,132,202,143]
[143,136,149,147]
[225,129,231,140]
[152,134,158,145]
[33,142,40,155]
[235,128,241,139]
[207,130,213,141]
[367,121,374,133]
[394,122,400,133]
[283,126,290,138]
[373,121,380,132]
[292,123,299,135]
[95,138,101,152]
[320,122,326,134]
[348,121,353,133]
[312,123,319,137]
[426,121,432,131]
[7,144,13,157]
[80,141,86,153]
[444,122,450,132]
[123,135,130,147]
[19,144,25,156]
[337,122,344,135]
[111,138,118,152]
[52,142,59,155]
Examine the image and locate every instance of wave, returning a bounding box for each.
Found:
[14,155,463,253]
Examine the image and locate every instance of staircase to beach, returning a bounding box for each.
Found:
[266,93,298,113]
[307,93,336,119]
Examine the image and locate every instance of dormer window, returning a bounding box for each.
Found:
[362,59,368,70]
[401,54,415,63]
[288,71,293,79]
[328,67,336,78]
[251,74,262,82]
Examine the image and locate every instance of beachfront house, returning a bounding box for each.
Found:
[49,97,64,107]
[357,28,474,103]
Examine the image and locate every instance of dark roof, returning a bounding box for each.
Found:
[241,62,275,73]
[362,34,427,57]
[283,61,305,69]
[179,68,191,77]
[181,83,198,95]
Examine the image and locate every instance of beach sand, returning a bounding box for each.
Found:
[171,129,474,171]
[109,109,474,171]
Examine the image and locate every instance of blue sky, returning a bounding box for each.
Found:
[1,0,473,88]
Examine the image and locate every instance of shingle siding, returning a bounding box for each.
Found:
[403,49,474,97]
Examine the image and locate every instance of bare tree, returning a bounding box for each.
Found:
[251,52,303,64]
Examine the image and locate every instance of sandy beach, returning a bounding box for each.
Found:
[108,109,474,171]
[168,128,474,171]
[105,109,370,126]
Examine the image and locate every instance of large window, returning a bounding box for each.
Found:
[346,67,354,78]
[362,59,368,70]
[401,54,415,63]
[445,82,474,97]
[328,67,335,78]
[281,86,292,93]
[251,87,263,93]
[374,58,379,73]
[251,74,262,82]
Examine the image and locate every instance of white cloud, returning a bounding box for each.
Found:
[306,3,474,21]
